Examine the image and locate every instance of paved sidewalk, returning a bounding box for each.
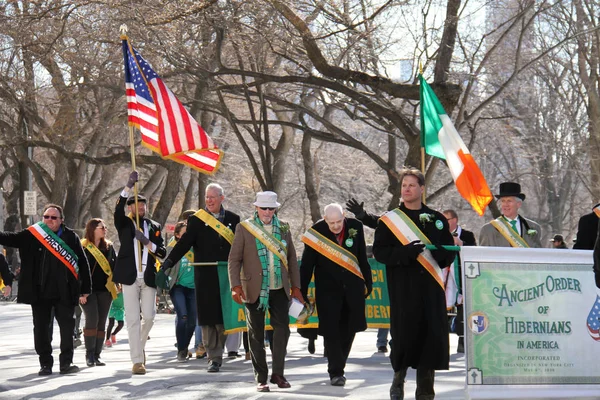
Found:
[0,302,467,399]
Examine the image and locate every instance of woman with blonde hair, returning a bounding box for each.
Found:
[80,218,117,367]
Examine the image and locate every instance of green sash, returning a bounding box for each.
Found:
[27,222,79,279]
[240,219,288,270]
[490,217,529,248]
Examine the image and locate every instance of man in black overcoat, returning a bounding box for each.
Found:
[373,167,455,400]
[0,204,91,375]
[161,183,240,373]
[113,171,166,375]
[574,204,600,250]
[300,203,372,386]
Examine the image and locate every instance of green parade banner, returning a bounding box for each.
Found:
[218,259,391,334]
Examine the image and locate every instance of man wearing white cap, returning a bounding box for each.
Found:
[228,191,302,392]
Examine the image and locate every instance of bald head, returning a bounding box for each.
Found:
[324,203,345,234]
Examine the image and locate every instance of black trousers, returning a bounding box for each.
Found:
[32,299,75,368]
[245,289,290,384]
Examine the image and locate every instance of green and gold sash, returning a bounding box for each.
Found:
[27,222,79,279]
[194,209,235,245]
[81,239,118,299]
[379,209,444,289]
[301,227,363,281]
[241,219,288,270]
[490,217,529,248]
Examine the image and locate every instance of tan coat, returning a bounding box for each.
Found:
[479,216,543,248]
[228,221,300,304]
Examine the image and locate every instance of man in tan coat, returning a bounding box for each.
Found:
[228,191,303,393]
[479,182,542,248]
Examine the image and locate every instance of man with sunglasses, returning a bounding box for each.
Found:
[228,191,303,392]
[113,171,167,375]
[0,204,91,376]
[161,183,240,372]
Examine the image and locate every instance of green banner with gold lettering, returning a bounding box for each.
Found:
[219,259,390,334]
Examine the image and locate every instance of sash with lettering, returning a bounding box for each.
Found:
[489,217,529,248]
[240,219,288,270]
[81,239,118,299]
[301,227,364,281]
[379,209,444,289]
[27,222,79,279]
[194,209,235,245]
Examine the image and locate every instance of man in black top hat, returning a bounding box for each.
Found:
[479,182,542,248]
[550,234,568,249]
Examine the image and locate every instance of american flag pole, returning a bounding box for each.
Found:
[120,25,143,272]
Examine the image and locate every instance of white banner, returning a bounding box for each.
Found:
[462,246,600,399]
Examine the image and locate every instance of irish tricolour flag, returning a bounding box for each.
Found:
[419,75,493,216]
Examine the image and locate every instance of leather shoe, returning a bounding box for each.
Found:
[270,374,291,388]
[94,355,106,366]
[207,361,221,372]
[59,364,80,375]
[132,363,146,375]
[330,375,346,386]
[38,365,52,376]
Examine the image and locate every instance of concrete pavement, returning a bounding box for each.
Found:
[0,302,467,399]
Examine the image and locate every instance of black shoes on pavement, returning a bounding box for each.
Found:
[38,365,52,376]
[59,364,80,375]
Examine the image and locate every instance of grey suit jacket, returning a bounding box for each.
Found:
[228,220,300,304]
[479,216,543,248]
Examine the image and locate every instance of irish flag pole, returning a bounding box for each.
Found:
[419,63,427,204]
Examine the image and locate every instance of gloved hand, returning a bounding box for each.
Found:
[126,170,139,189]
[403,240,426,261]
[161,259,174,271]
[364,283,373,298]
[135,229,150,246]
[345,198,366,219]
[291,287,305,304]
[430,244,455,264]
[232,285,246,305]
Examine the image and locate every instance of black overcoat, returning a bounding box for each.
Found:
[166,209,240,326]
[113,195,166,288]
[300,218,372,337]
[574,211,598,250]
[373,204,455,371]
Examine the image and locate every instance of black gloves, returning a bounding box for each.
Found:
[161,259,174,271]
[404,240,425,259]
[126,170,138,189]
[134,230,150,246]
[346,198,366,219]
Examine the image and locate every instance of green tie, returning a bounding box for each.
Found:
[509,220,518,233]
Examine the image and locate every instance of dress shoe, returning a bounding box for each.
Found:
[94,355,106,366]
[270,374,291,388]
[330,375,346,386]
[308,339,315,354]
[59,364,80,375]
[256,383,270,392]
[378,345,388,353]
[227,351,239,358]
[207,361,221,372]
[38,365,52,376]
[132,363,146,375]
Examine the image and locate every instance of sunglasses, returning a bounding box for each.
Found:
[259,207,276,211]
[43,215,60,220]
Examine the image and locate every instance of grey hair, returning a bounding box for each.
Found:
[497,196,522,205]
[205,183,224,196]
[324,203,344,217]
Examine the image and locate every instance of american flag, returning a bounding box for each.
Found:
[587,295,600,341]
[122,38,222,174]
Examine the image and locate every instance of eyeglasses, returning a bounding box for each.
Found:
[43,215,60,220]
[259,207,276,211]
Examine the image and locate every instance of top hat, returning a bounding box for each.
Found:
[126,194,147,205]
[495,182,526,200]
[550,234,564,242]
[253,191,281,208]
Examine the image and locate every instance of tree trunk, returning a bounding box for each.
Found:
[301,132,321,223]
[153,163,184,225]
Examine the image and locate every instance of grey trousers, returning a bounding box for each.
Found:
[245,288,290,384]
[201,324,226,364]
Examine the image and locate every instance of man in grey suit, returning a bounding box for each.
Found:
[228,191,303,393]
[479,182,542,248]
